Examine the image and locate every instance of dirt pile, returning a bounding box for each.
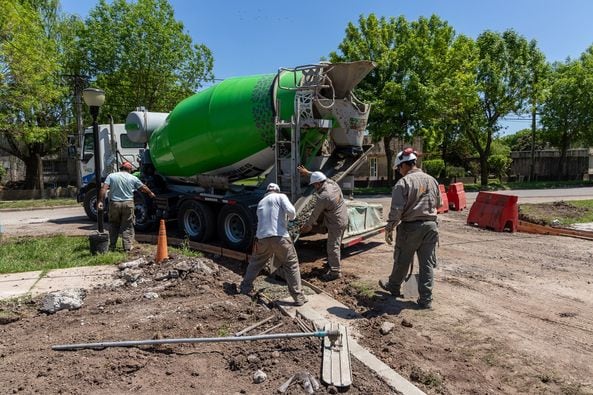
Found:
[0,253,390,394]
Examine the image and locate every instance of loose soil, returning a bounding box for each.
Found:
[0,254,389,394]
[519,200,591,226]
[2,205,593,394]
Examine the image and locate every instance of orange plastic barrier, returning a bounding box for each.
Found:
[467,192,518,232]
[437,184,449,214]
[447,182,467,211]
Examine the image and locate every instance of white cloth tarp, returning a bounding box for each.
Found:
[344,200,384,238]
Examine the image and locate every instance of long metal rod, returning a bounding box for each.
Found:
[234,315,275,336]
[52,330,339,351]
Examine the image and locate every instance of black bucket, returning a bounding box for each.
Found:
[89,232,109,255]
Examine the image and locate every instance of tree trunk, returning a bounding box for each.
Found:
[23,154,44,191]
[480,154,489,189]
[383,136,394,185]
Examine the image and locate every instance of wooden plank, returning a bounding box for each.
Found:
[518,220,593,241]
[322,322,352,387]
[135,233,250,262]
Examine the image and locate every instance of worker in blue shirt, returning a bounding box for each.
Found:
[98,162,155,251]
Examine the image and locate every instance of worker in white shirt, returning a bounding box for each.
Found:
[239,183,307,306]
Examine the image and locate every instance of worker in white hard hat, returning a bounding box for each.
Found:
[240,183,307,306]
[379,148,441,309]
[297,165,348,281]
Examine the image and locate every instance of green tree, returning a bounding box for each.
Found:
[500,128,545,152]
[464,30,532,187]
[330,14,456,184]
[0,0,68,190]
[541,47,593,179]
[78,0,214,121]
[487,139,512,181]
[525,41,549,181]
[431,34,480,174]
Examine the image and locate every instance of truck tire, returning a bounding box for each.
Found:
[83,190,108,222]
[217,204,256,252]
[178,200,215,242]
[134,192,156,232]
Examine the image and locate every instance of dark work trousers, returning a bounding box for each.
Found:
[240,236,304,302]
[108,200,135,251]
[388,220,438,304]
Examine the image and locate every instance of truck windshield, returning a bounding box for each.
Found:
[120,134,145,148]
[83,134,94,156]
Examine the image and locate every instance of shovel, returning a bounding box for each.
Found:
[401,273,419,299]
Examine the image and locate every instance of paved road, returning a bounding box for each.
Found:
[1,187,592,236]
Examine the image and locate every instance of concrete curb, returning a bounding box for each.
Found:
[279,293,426,395]
[0,204,80,213]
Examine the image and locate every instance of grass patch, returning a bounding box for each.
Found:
[350,280,377,298]
[0,235,126,274]
[519,200,593,226]
[216,324,231,337]
[170,238,203,258]
[0,198,78,210]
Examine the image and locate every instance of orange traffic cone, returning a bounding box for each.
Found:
[155,219,169,263]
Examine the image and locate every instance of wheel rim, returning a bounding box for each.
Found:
[183,208,202,237]
[135,203,148,225]
[223,213,246,244]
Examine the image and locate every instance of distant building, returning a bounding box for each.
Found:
[510,148,593,181]
[350,136,424,188]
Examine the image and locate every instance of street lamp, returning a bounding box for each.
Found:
[83,88,107,253]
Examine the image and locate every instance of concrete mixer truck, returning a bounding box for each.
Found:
[78,61,385,251]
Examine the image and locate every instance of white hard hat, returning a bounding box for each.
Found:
[266,183,280,192]
[394,148,418,168]
[309,171,327,185]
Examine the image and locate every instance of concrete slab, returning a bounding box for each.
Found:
[279,293,362,334]
[0,271,42,299]
[32,265,118,296]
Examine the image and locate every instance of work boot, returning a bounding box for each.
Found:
[293,295,308,306]
[378,279,402,297]
[321,271,341,282]
[239,283,254,296]
[416,299,433,310]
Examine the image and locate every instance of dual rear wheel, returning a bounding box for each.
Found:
[177,200,255,252]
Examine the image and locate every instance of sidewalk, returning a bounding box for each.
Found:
[0,265,118,300]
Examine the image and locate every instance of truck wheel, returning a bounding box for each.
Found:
[83,191,108,222]
[178,200,215,242]
[134,192,155,232]
[217,204,256,252]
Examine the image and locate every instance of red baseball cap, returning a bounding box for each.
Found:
[120,162,133,171]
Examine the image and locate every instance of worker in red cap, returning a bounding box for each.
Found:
[98,162,155,252]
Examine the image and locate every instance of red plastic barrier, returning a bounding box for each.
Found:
[447,182,467,211]
[467,192,518,232]
[437,184,449,214]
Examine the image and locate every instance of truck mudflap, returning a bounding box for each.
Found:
[341,200,385,248]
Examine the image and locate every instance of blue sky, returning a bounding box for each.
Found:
[60,0,593,134]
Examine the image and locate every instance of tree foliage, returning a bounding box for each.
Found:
[78,0,214,120]
[330,14,456,184]
[0,0,68,189]
[541,47,593,179]
[464,30,533,186]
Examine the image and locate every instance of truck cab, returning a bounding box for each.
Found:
[77,124,144,220]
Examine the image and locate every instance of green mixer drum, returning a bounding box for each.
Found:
[149,72,298,178]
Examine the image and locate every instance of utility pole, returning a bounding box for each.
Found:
[529,100,536,182]
[66,74,89,188]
